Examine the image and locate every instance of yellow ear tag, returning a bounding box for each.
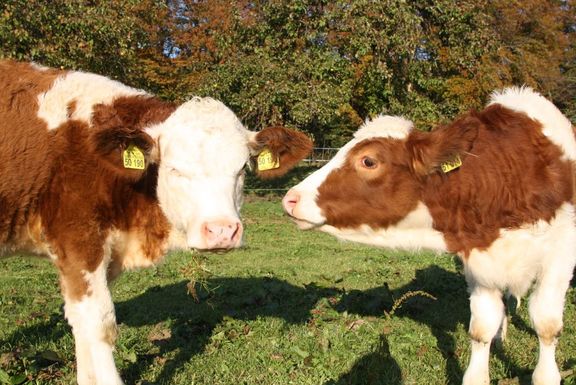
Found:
[440,154,462,173]
[123,144,145,170]
[257,148,280,171]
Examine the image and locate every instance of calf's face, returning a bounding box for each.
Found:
[148,98,312,250]
[283,113,480,247]
[93,96,312,251]
[283,116,420,233]
[150,99,249,249]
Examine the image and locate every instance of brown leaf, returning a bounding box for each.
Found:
[346,319,366,331]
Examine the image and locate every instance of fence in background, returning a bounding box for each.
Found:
[302,147,339,165]
[245,147,339,194]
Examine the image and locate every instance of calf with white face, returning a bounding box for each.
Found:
[283,87,576,385]
[0,60,312,385]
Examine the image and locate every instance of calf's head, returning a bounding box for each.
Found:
[283,114,477,237]
[93,96,312,250]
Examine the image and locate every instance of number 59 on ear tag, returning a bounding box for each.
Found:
[123,144,145,170]
[440,154,462,173]
[257,148,280,171]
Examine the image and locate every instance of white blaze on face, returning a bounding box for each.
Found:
[284,115,414,228]
[147,97,249,250]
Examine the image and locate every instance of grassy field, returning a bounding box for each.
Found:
[0,198,575,385]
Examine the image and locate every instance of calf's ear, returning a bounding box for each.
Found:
[90,103,157,181]
[405,113,479,176]
[250,126,313,179]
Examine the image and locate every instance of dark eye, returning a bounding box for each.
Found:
[360,156,378,169]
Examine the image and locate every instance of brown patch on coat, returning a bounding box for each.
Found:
[90,96,176,180]
[533,318,562,346]
[0,60,177,300]
[66,100,77,118]
[252,126,313,179]
[315,105,573,256]
[0,61,65,247]
[317,138,421,229]
[40,106,173,300]
[422,105,572,255]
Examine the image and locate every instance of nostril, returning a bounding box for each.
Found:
[282,189,300,214]
[231,222,243,242]
[201,220,243,248]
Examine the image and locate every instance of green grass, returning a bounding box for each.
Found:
[1,199,575,385]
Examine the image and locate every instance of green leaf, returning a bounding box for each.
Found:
[9,373,27,385]
[40,350,62,363]
[0,369,11,385]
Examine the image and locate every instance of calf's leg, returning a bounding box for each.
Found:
[60,260,123,385]
[529,276,571,385]
[462,286,505,385]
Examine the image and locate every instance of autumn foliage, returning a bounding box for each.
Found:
[1,0,574,146]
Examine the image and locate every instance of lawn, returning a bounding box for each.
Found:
[1,198,575,385]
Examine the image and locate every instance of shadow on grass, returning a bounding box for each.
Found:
[1,264,557,385]
[324,335,402,385]
[327,264,544,385]
[114,277,339,384]
[112,265,470,384]
[331,264,468,385]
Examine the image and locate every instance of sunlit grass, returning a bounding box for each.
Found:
[0,199,575,384]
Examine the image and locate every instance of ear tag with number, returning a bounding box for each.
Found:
[257,148,280,171]
[123,144,146,170]
[440,154,462,173]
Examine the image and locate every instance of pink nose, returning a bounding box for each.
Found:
[282,189,300,216]
[201,220,243,249]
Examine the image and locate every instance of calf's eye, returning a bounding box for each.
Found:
[360,156,378,169]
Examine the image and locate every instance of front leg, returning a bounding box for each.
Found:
[59,256,123,385]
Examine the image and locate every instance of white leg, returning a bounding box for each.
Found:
[73,331,95,385]
[62,260,123,385]
[529,280,569,385]
[462,286,504,385]
[496,314,507,342]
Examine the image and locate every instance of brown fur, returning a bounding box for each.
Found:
[39,103,175,299]
[253,126,313,179]
[317,105,573,256]
[0,61,177,300]
[318,138,421,229]
[0,61,64,246]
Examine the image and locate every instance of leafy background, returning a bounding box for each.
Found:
[1,0,574,147]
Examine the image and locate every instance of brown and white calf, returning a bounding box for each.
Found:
[283,87,576,385]
[0,60,311,385]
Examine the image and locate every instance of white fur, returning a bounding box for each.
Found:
[37,71,147,130]
[319,202,447,251]
[30,62,50,71]
[354,115,413,141]
[146,98,250,249]
[462,202,576,385]
[63,250,123,385]
[465,202,576,298]
[489,87,576,161]
[533,340,561,385]
[463,341,491,385]
[463,287,505,385]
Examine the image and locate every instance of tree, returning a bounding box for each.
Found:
[0,0,166,85]
[1,0,573,146]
